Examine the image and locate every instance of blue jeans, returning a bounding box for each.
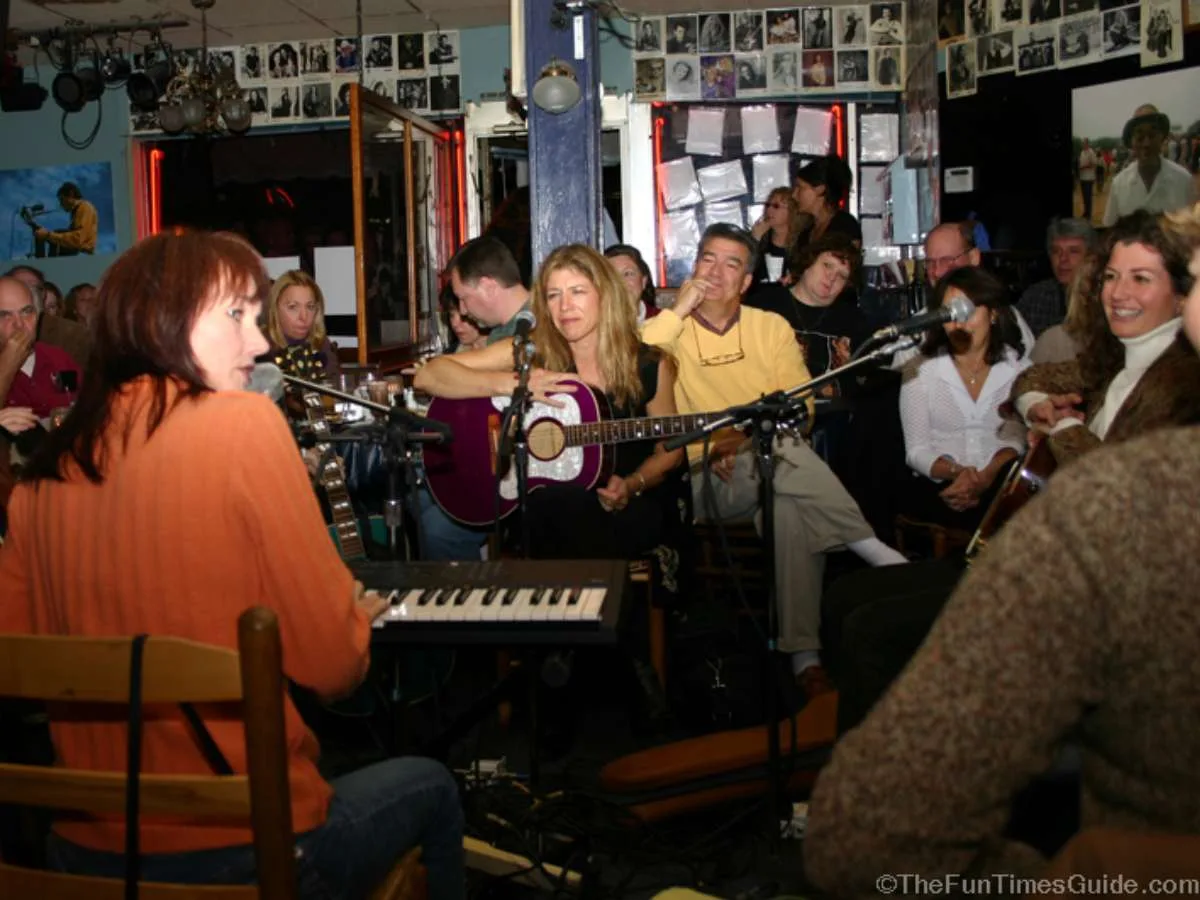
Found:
[416,483,487,562]
[47,757,465,900]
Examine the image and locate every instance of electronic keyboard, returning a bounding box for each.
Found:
[350,558,627,645]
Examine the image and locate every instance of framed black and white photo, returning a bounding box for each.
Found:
[976,30,1015,73]
[1015,23,1057,73]
[803,7,834,48]
[836,48,871,85]
[734,12,765,51]
[837,6,870,45]
[636,18,664,53]
[946,39,978,96]
[397,34,425,71]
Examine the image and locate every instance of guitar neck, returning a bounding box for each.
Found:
[563,412,722,448]
[302,392,365,560]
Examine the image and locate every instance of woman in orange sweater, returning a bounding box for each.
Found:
[0,230,464,898]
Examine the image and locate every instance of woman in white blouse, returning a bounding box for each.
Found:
[900,267,1030,529]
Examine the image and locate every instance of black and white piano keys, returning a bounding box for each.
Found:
[353,559,627,646]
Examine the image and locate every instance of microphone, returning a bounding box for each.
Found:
[29,203,44,213]
[512,309,536,343]
[872,295,975,341]
[246,362,286,402]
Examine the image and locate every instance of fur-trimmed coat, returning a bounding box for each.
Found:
[1009,332,1200,468]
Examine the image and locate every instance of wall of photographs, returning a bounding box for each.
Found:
[632,6,909,101]
[129,31,464,135]
[942,0,1186,99]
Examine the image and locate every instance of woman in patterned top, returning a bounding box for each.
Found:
[264,270,340,380]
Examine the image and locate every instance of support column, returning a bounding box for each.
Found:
[523,0,603,270]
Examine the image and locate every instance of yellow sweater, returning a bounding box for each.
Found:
[640,306,815,461]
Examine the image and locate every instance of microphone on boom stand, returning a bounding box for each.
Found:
[497,309,538,557]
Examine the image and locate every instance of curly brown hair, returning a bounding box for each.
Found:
[1074,210,1194,393]
[787,232,862,285]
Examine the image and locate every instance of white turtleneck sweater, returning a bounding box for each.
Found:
[1017,316,1182,441]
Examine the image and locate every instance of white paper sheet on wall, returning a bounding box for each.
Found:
[791,106,832,156]
[704,200,744,229]
[858,166,887,215]
[314,246,357,316]
[860,113,900,163]
[696,160,748,203]
[740,105,780,155]
[685,107,726,156]
[752,154,791,201]
[263,256,300,281]
[663,208,701,263]
[657,157,703,210]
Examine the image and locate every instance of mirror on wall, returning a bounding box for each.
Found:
[350,85,461,369]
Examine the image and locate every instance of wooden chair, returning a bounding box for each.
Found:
[629,558,668,690]
[693,521,769,603]
[0,607,424,900]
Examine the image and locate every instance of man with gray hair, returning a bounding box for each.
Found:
[0,276,82,419]
[1014,217,1096,337]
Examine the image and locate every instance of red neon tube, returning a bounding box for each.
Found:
[149,149,164,236]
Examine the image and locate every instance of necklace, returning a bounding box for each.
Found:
[955,356,989,387]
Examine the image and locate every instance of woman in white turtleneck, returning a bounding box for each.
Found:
[1011,209,1200,466]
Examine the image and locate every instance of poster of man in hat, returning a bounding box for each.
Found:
[1072,69,1200,226]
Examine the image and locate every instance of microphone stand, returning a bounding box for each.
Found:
[497,338,536,559]
[662,333,918,852]
[282,373,451,561]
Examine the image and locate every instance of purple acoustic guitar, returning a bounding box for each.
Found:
[422,378,719,527]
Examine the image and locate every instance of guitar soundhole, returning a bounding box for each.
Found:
[527,418,566,461]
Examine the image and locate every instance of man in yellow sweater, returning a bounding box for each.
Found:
[641,224,906,697]
[34,182,98,256]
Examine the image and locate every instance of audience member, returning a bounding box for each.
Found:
[899,267,1029,531]
[640,223,906,699]
[1015,217,1096,336]
[263,269,341,380]
[604,244,661,323]
[749,187,803,284]
[805,201,1200,895]
[5,266,92,372]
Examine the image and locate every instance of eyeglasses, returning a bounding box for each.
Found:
[692,320,745,367]
[927,249,968,270]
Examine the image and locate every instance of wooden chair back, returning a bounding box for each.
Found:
[0,606,297,900]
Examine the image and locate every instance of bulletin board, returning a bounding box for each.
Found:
[652,100,844,286]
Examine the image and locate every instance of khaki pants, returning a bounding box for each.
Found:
[692,437,874,654]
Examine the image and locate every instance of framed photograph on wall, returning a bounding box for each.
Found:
[1185,0,1200,31]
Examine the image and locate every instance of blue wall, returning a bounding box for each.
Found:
[459,20,634,102]
[0,66,133,291]
[0,19,633,288]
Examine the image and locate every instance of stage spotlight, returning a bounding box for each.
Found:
[127,52,175,113]
[52,65,102,113]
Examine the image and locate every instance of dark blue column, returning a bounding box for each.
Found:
[524,0,603,270]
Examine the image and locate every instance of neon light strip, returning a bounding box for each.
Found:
[149,149,164,236]
[652,108,666,288]
[455,129,467,246]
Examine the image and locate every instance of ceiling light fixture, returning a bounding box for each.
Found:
[531,58,580,114]
[50,46,104,113]
[157,0,251,136]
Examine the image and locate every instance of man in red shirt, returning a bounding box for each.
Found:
[0,276,82,419]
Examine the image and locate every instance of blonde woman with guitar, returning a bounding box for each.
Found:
[415,243,687,561]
